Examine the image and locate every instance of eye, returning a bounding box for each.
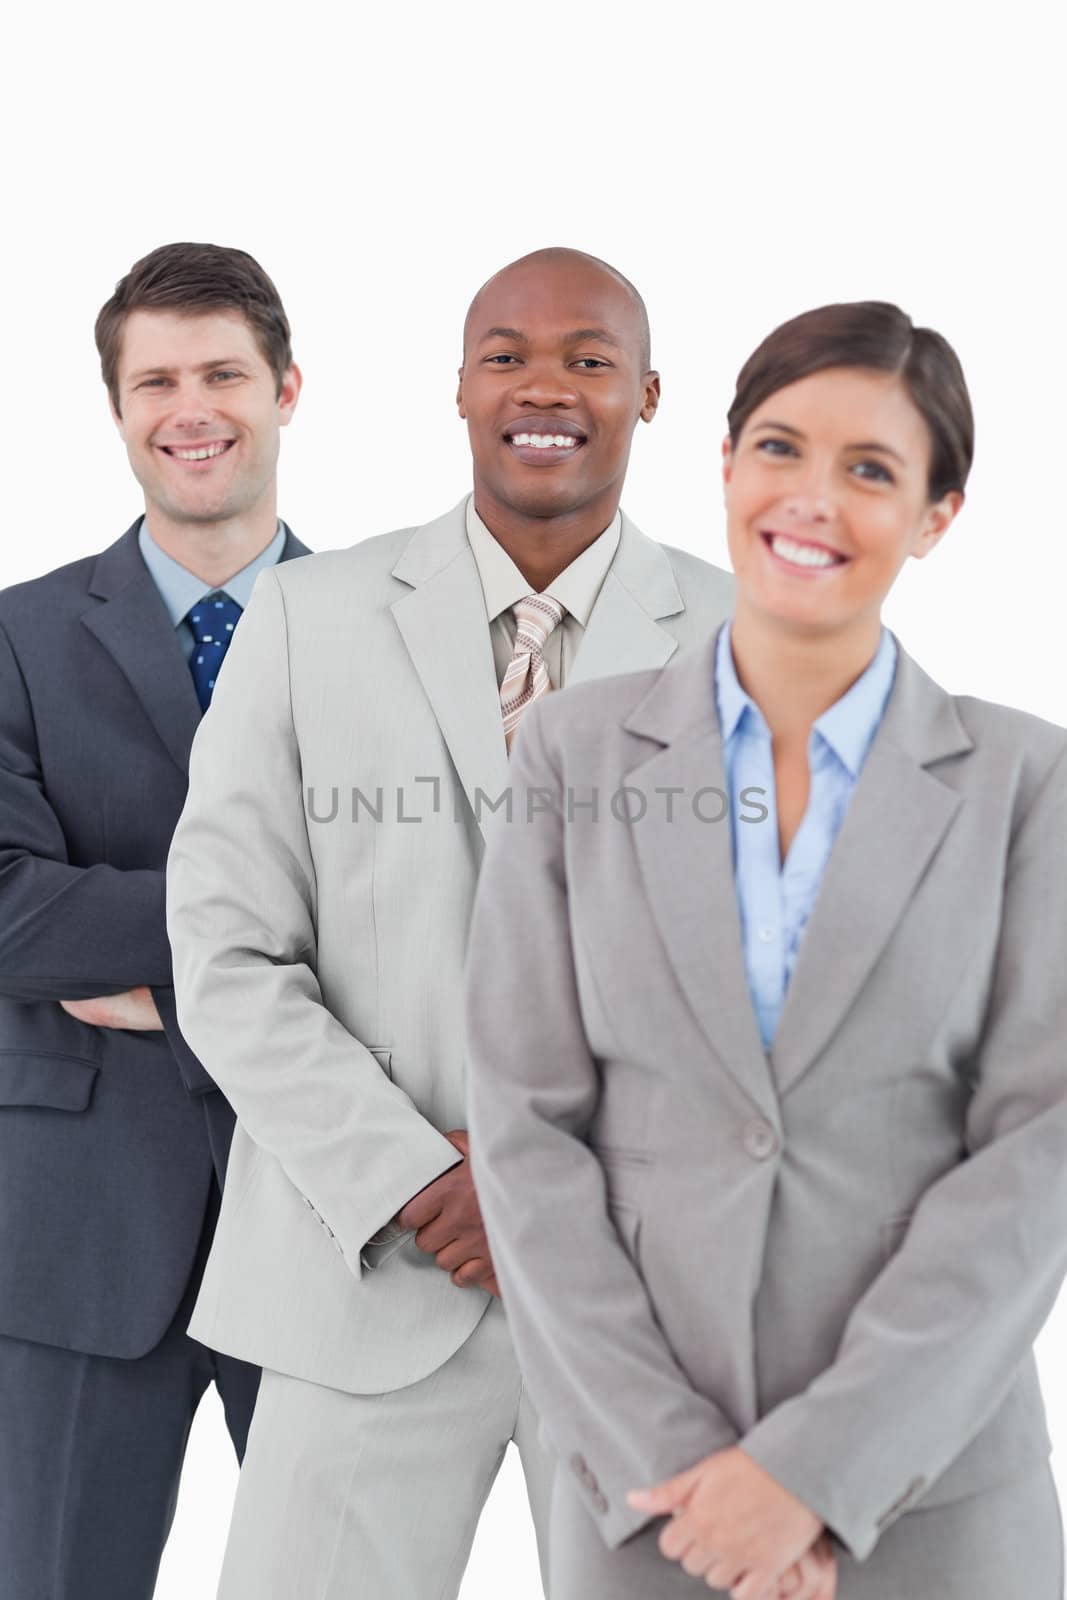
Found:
[484,353,521,365]
[755,437,797,457]
[572,357,611,369]
[851,459,895,484]
[137,377,171,389]
[209,369,242,382]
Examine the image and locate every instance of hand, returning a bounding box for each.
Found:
[60,985,164,1031]
[398,1131,500,1296]
[627,1446,823,1597]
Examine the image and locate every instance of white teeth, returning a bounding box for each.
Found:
[771,533,839,569]
[170,441,231,462]
[510,432,579,449]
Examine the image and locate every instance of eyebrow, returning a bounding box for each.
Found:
[476,326,623,349]
[563,327,623,348]
[125,357,249,382]
[477,327,528,345]
[753,420,907,465]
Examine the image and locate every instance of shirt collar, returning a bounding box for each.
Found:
[715,618,898,777]
[137,517,288,626]
[464,493,621,627]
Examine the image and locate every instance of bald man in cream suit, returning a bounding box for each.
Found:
[165,247,734,1598]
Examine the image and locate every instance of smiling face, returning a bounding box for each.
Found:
[457,255,658,529]
[723,366,963,639]
[111,308,300,529]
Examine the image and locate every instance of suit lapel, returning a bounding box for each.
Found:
[82,520,311,778]
[619,634,974,1114]
[568,512,686,685]
[770,646,972,1097]
[391,502,692,841]
[623,634,779,1119]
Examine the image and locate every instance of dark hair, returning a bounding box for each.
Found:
[727,301,974,502]
[95,241,293,413]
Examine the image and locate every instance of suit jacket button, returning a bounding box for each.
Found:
[570,1453,588,1480]
[742,1118,780,1161]
[591,1490,609,1514]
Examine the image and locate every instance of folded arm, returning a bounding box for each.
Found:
[0,616,220,1092]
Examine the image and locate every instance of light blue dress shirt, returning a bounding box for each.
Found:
[715,620,898,1050]
[137,518,288,663]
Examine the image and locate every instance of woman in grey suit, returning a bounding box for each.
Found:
[464,301,1067,1599]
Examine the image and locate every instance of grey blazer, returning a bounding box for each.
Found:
[464,625,1067,1564]
[165,498,734,1395]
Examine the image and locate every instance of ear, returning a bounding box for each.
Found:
[456,366,466,420]
[639,371,661,424]
[911,489,964,560]
[721,434,734,499]
[277,363,303,427]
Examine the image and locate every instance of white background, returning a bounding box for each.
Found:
[4,2,1066,1594]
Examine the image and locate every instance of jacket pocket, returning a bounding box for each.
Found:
[881,1211,915,1262]
[0,1051,100,1112]
[594,1145,653,1214]
[367,1046,392,1078]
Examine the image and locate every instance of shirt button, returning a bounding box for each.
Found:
[742,1118,780,1161]
[757,926,774,944]
[570,1453,588,1480]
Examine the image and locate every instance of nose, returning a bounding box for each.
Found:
[509,362,580,409]
[780,489,834,524]
[780,459,837,524]
[167,380,219,429]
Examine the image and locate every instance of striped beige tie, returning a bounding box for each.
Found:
[500,593,566,752]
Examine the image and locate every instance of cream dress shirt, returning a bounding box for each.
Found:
[464,495,622,689]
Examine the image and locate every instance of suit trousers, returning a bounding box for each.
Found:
[0,1179,260,1600]
[549,1458,1065,1599]
[218,1297,553,1600]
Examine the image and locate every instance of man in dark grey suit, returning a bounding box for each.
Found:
[0,242,310,1600]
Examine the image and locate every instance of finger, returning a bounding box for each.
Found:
[700,1553,745,1587]
[814,1555,838,1600]
[397,1188,448,1230]
[629,1472,695,1516]
[681,1542,716,1578]
[777,1563,804,1599]
[729,1567,777,1600]
[433,1239,477,1272]
[450,1259,492,1289]
[485,1275,502,1298]
[412,1216,461,1255]
[444,1129,470,1156]
[658,1514,698,1562]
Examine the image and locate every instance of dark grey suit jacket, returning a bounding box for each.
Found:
[0,519,310,1359]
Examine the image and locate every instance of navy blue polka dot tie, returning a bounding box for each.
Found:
[185,593,244,712]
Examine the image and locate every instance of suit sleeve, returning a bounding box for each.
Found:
[165,567,461,1279]
[465,700,739,1552]
[741,744,1067,1561]
[0,616,222,1096]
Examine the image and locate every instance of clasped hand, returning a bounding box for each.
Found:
[629,1446,836,1598]
[59,986,163,1030]
[398,1131,500,1297]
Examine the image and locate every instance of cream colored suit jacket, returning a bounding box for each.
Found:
[165,498,734,1393]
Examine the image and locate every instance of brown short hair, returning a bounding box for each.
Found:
[95,241,293,413]
[727,301,974,502]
